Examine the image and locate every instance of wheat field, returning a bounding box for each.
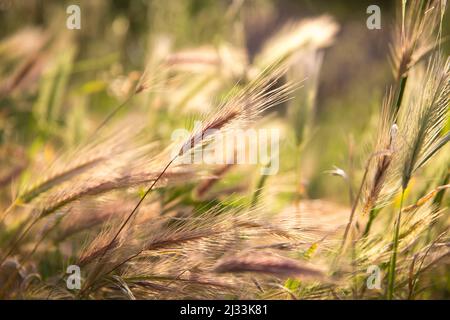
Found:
[0,0,449,300]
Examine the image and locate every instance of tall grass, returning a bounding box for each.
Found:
[0,0,448,300]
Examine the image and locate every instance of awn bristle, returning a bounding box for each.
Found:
[362,90,398,215]
[177,64,294,159]
[214,251,325,279]
[399,55,450,190]
[390,0,444,82]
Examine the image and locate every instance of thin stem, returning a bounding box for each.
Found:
[338,148,387,260]
[393,76,407,118]
[340,165,369,256]
[0,217,39,267]
[99,157,176,260]
[351,230,358,299]
[387,188,406,300]
[79,156,177,297]
[363,208,380,237]
[91,94,134,137]
[0,199,19,225]
[250,167,269,208]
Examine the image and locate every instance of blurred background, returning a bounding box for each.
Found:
[1,0,450,300]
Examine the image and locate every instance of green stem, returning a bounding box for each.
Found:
[250,172,269,208]
[393,76,407,118]
[387,189,406,300]
[363,208,380,237]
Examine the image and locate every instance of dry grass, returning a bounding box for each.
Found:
[0,0,449,300]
